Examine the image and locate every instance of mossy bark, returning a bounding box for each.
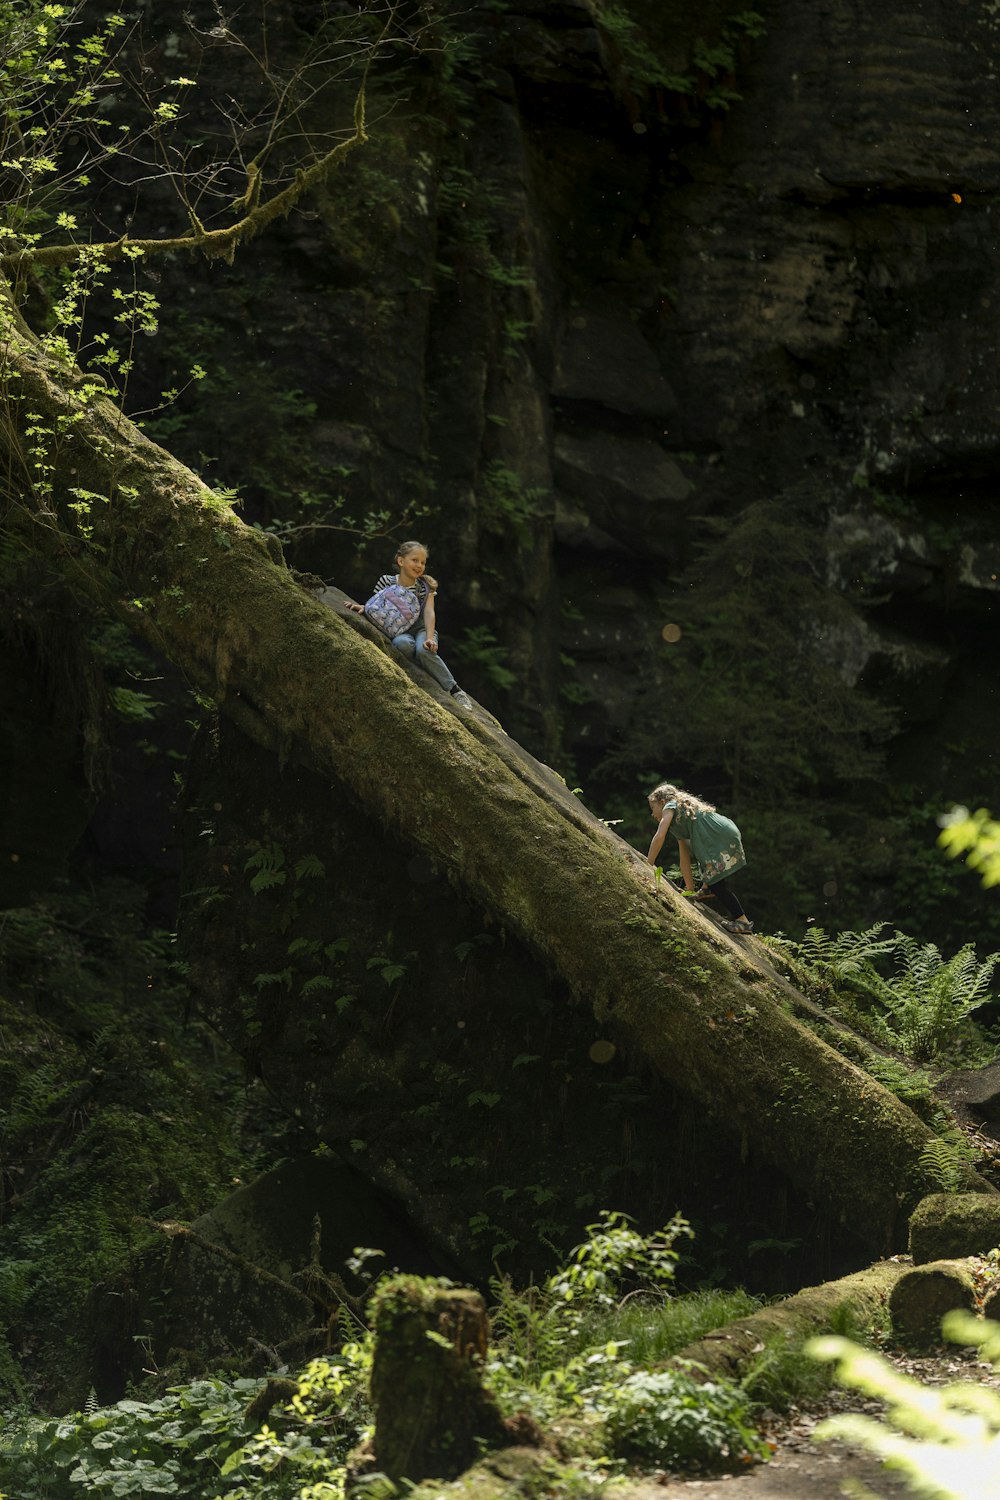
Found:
[403,1447,560,1500]
[363,1278,510,1484]
[0,293,993,1256]
[908,1193,1000,1264]
[888,1260,979,1345]
[665,1259,909,1382]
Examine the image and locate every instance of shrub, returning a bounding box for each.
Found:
[602,1364,770,1471]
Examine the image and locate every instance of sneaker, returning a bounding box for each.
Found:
[450,689,472,708]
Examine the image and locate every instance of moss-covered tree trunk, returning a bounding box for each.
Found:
[359,1278,512,1485]
[0,286,991,1255]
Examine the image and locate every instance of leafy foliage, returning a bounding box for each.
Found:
[487,1209,692,1392]
[591,4,766,111]
[940,805,1000,889]
[483,1210,772,1479]
[918,1138,976,1194]
[770,922,1000,1062]
[0,879,248,1407]
[604,1364,770,1470]
[810,1311,1000,1500]
[0,1218,768,1495]
[0,1353,372,1500]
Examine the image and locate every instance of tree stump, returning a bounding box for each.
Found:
[908,1192,1000,1264]
[889,1260,978,1345]
[365,1276,511,1485]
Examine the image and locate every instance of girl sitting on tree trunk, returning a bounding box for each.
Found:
[646,781,754,935]
[346,540,471,708]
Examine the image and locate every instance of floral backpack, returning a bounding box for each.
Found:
[363,582,422,638]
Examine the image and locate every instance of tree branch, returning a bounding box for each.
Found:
[1,83,368,273]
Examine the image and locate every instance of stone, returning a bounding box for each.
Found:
[936,1061,1000,1128]
[136,1156,456,1375]
[553,308,677,420]
[553,430,692,553]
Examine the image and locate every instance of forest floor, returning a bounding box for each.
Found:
[621,1345,999,1499]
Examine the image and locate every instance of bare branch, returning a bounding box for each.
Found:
[1,82,368,272]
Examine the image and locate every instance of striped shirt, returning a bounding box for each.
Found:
[374,574,428,631]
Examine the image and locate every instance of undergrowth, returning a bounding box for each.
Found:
[0,878,251,1409]
[763,923,1000,1066]
[0,1213,788,1496]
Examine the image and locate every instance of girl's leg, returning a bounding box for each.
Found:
[412,629,458,692]
[391,631,417,660]
[709,878,746,920]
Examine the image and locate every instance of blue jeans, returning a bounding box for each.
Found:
[392,628,457,693]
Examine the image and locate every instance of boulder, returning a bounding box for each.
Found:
[135,1155,458,1375]
[936,1061,1000,1128]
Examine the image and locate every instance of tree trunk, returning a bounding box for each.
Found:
[888,1261,979,1345]
[360,1277,512,1485]
[666,1259,910,1382]
[0,289,992,1256]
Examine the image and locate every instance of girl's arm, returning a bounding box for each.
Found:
[647,809,675,868]
[422,584,439,652]
[676,838,695,892]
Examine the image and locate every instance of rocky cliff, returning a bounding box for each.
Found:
[84,0,991,941]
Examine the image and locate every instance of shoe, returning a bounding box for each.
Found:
[450,689,472,708]
[721,918,754,935]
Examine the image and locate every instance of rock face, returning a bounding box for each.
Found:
[108,0,1000,941]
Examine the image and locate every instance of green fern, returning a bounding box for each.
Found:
[790,923,898,995]
[879,936,1000,1061]
[786,925,999,1062]
[917,1138,970,1192]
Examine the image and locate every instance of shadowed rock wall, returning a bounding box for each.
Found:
[105,0,1000,940]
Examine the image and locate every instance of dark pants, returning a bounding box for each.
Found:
[707,878,746,920]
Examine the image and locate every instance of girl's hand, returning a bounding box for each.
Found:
[423,638,438,653]
[345,601,364,614]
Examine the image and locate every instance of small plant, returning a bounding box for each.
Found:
[918,1137,975,1193]
[591,4,764,108]
[778,924,1000,1062]
[940,805,1000,889]
[453,626,517,691]
[0,1346,374,1499]
[547,1209,691,1309]
[478,461,547,538]
[809,1311,1000,1500]
[602,1364,770,1471]
[487,1210,693,1404]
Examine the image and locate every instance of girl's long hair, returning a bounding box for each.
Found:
[648,781,716,817]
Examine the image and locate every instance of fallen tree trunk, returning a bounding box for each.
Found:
[666,1259,910,1382]
[0,287,991,1255]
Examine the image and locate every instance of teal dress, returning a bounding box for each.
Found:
[665,801,746,886]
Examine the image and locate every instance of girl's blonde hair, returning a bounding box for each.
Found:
[648,781,716,817]
[395,539,437,592]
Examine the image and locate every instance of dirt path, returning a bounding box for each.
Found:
[621,1347,999,1500]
